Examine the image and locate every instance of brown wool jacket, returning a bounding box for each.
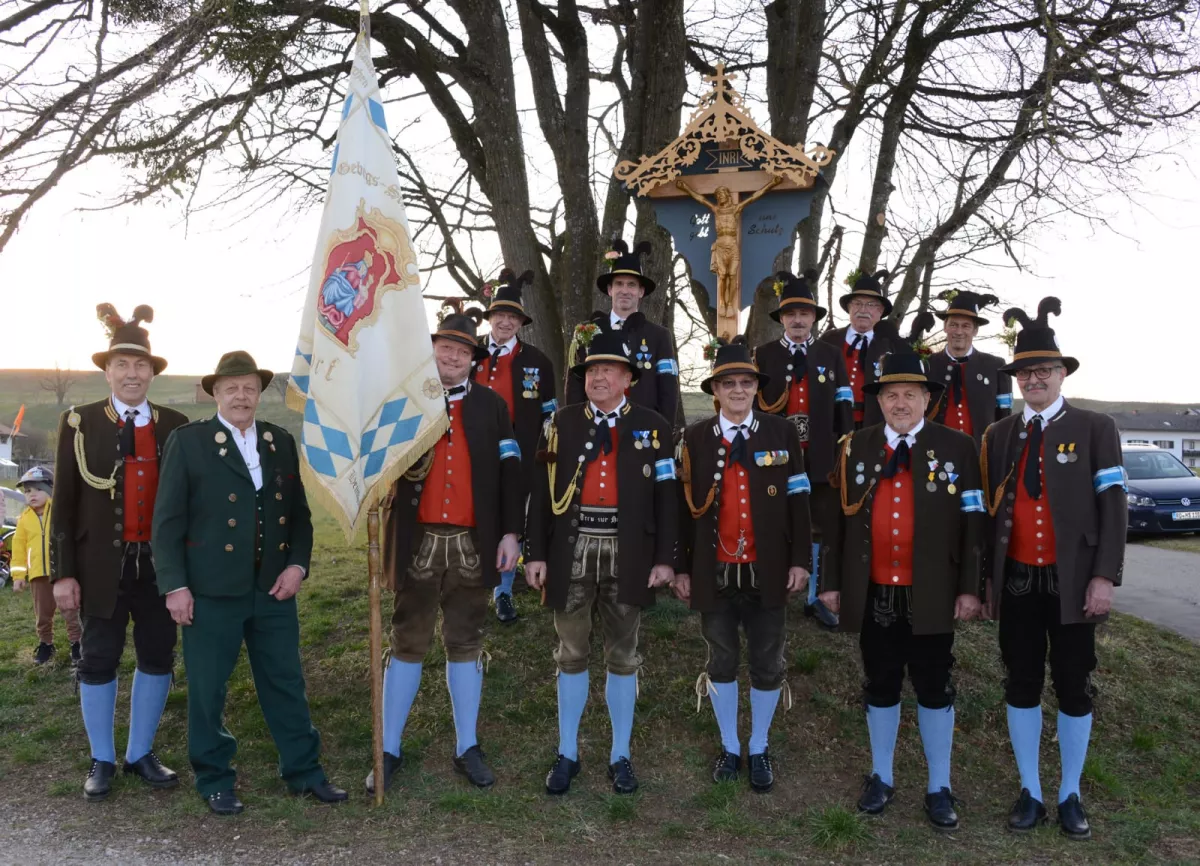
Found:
[678,412,813,612]
[382,384,524,590]
[525,401,677,611]
[50,398,190,618]
[981,400,1126,624]
[818,321,902,428]
[926,348,1013,446]
[826,421,983,635]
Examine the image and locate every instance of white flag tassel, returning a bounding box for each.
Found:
[287,30,448,541]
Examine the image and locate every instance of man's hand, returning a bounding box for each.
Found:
[496,533,520,573]
[525,560,547,590]
[12,578,26,592]
[818,590,840,614]
[269,565,305,601]
[1083,576,1115,617]
[787,567,810,594]
[53,577,80,611]
[165,588,195,626]
[648,564,675,588]
[955,593,982,621]
[672,573,691,603]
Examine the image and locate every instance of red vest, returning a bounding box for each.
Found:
[122,421,159,542]
[476,346,516,422]
[786,377,809,416]
[417,400,475,527]
[716,444,756,563]
[1009,435,1056,566]
[944,364,974,437]
[580,426,619,507]
[871,444,914,586]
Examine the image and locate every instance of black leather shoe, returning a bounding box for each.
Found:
[712,750,740,784]
[804,601,839,630]
[84,759,116,801]
[748,750,775,792]
[33,642,54,665]
[495,593,518,624]
[364,751,403,795]
[1058,793,1091,840]
[296,780,348,804]
[924,787,960,831]
[123,751,179,788]
[70,642,82,664]
[207,791,245,815]
[857,773,895,815]
[1008,788,1048,832]
[545,754,581,795]
[607,757,639,794]
[452,745,496,788]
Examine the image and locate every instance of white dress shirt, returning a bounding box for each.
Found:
[112,396,152,427]
[610,310,627,330]
[719,412,753,442]
[884,418,925,450]
[783,335,813,353]
[590,397,627,426]
[445,378,470,403]
[218,414,263,491]
[1023,394,1064,427]
[845,328,874,347]
[487,335,517,357]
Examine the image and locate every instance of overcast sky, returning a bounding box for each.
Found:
[1,54,1196,404]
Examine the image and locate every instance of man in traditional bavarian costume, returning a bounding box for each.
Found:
[980,298,1126,840]
[154,351,346,815]
[525,330,677,796]
[473,267,558,624]
[50,304,189,800]
[371,311,524,794]
[753,269,853,630]
[564,238,679,424]
[675,337,812,792]
[821,315,984,832]
[818,269,901,430]
[925,290,1012,444]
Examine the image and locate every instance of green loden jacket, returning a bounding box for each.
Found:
[152,416,314,597]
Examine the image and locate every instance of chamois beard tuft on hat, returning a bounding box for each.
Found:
[1003,307,1032,330]
[632,240,652,258]
[936,288,957,302]
[906,311,935,344]
[609,237,629,256]
[977,293,1000,309]
[517,269,535,287]
[131,305,154,326]
[96,303,124,339]
[774,269,794,283]
[497,267,516,284]
[872,268,890,281]
[464,307,485,324]
[802,268,818,285]
[1035,296,1062,326]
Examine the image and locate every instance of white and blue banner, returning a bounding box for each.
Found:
[287,15,447,539]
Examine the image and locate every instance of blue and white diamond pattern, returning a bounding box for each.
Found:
[303,399,356,478]
[359,397,423,478]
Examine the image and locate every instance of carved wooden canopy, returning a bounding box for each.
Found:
[614,63,835,196]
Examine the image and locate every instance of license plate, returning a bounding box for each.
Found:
[1172,510,1200,521]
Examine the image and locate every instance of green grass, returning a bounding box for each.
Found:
[1132,533,1200,554]
[1,509,1199,862]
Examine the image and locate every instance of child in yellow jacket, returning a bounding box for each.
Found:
[12,466,81,665]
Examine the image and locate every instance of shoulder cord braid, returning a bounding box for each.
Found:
[680,441,717,518]
[757,388,788,415]
[836,432,876,516]
[547,421,585,516]
[980,425,1018,517]
[402,449,435,482]
[69,412,119,499]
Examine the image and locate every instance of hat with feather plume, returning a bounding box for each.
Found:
[91,304,167,374]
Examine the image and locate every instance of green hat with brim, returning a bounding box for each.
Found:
[201,350,274,396]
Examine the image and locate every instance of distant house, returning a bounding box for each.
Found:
[0,422,25,479]
[1109,410,1200,468]
[194,382,215,403]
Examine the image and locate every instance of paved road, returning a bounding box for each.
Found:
[1116,542,1200,641]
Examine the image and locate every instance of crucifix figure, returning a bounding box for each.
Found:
[676,175,782,318]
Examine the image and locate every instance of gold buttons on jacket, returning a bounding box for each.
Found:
[225,543,234,552]
[229,493,237,502]
[228,519,237,528]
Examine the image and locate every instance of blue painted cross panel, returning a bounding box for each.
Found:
[653,184,822,312]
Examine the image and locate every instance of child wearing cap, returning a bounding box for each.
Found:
[12,467,81,665]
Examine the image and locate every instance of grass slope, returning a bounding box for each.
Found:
[0,510,1197,863]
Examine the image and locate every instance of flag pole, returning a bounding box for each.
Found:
[367,506,385,806]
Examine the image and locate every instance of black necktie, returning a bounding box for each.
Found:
[587,412,616,460]
[729,425,750,469]
[490,344,503,370]
[120,409,137,458]
[948,356,966,403]
[881,438,910,479]
[1023,416,1044,499]
[790,344,807,381]
[444,384,466,411]
[612,319,623,331]
[848,334,869,374]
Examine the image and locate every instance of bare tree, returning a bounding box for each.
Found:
[39,364,75,407]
